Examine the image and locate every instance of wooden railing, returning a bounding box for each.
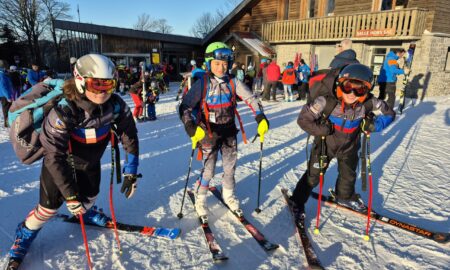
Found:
[261,8,428,42]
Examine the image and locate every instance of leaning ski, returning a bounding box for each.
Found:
[209,186,279,252]
[281,188,324,270]
[56,214,180,240]
[187,190,228,263]
[311,192,450,244]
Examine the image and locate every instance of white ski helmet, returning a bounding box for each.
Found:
[190,59,196,66]
[73,54,116,94]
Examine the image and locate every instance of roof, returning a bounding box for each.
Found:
[202,0,261,45]
[54,20,202,46]
[228,32,276,57]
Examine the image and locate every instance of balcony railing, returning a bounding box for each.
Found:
[261,8,428,43]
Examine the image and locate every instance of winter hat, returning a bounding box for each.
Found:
[10,65,17,71]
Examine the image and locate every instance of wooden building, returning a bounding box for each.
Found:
[205,0,450,96]
[54,20,203,77]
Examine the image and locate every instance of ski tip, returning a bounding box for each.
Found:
[212,254,229,263]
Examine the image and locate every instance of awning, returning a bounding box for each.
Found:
[229,32,276,57]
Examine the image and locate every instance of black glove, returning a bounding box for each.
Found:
[318,118,334,135]
[255,113,270,128]
[121,174,138,199]
[361,113,376,133]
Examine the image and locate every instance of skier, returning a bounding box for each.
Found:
[26,63,44,86]
[5,54,140,270]
[296,59,310,101]
[179,42,269,220]
[288,64,395,223]
[377,48,410,110]
[0,59,13,127]
[281,61,296,102]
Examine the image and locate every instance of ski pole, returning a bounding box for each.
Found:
[177,147,196,219]
[254,134,264,213]
[364,133,373,241]
[109,132,122,255]
[314,136,326,235]
[79,214,93,270]
[361,133,367,192]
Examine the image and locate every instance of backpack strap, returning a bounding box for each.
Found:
[321,95,338,119]
[200,74,213,139]
[229,79,247,144]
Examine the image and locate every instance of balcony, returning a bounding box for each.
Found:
[261,8,428,43]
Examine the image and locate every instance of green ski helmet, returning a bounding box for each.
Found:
[204,42,234,71]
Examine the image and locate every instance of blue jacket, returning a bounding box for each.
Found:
[297,64,311,83]
[329,49,359,69]
[378,51,405,83]
[27,69,44,86]
[191,68,206,80]
[0,69,13,99]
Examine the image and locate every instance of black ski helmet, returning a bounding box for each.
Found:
[337,64,374,90]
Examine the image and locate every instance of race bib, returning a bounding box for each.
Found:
[209,112,217,123]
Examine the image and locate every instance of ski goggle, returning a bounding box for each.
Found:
[84,78,116,94]
[339,80,370,97]
[205,48,234,62]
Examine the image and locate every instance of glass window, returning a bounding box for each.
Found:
[327,0,335,15]
[381,0,392,11]
[309,0,315,18]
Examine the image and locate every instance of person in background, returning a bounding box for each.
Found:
[0,59,13,127]
[263,59,280,102]
[244,65,256,91]
[27,63,44,86]
[297,59,311,101]
[329,39,359,70]
[9,65,23,100]
[377,48,409,110]
[281,61,296,102]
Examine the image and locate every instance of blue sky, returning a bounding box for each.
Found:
[68,0,237,36]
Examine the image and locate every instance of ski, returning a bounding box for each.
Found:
[187,190,228,263]
[311,191,450,244]
[56,214,181,240]
[281,188,324,270]
[209,186,279,252]
[398,43,416,114]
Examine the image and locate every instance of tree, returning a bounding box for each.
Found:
[133,13,157,31]
[189,12,222,38]
[0,0,48,65]
[41,0,71,70]
[155,19,173,34]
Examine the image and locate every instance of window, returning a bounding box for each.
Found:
[445,47,450,72]
[326,0,335,15]
[309,0,315,18]
[284,0,290,20]
[246,55,254,68]
[380,0,408,11]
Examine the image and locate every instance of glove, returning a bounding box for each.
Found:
[318,118,334,136]
[361,113,376,133]
[190,126,205,149]
[66,196,86,216]
[121,174,138,199]
[256,114,269,142]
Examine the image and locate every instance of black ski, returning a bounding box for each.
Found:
[311,191,450,244]
[56,214,181,240]
[187,190,228,262]
[209,186,279,252]
[281,188,324,270]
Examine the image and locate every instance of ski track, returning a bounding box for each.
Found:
[0,84,449,269]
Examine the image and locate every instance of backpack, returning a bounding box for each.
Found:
[8,79,66,164]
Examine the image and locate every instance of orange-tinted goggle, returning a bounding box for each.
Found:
[85,78,116,94]
[339,80,370,97]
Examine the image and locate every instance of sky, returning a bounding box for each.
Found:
[67,0,240,36]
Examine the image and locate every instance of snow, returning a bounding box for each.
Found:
[0,84,449,269]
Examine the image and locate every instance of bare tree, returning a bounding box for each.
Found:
[189,12,222,38]
[0,0,48,65]
[133,13,157,31]
[41,0,71,69]
[155,19,173,34]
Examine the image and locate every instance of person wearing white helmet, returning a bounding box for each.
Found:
[5,54,140,270]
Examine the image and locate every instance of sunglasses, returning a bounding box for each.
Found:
[340,80,369,97]
[206,48,234,61]
[85,78,116,94]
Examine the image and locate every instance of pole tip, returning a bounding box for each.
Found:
[177,213,184,219]
[313,228,320,235]
[255,208,261,213]
[363,235,370,241]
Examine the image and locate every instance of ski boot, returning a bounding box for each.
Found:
[330,190,368,213]
[222,188,243,218]
[195,193,209,224]
[83,206,111,227]
[7,222,41,269]
[288,197,305,228]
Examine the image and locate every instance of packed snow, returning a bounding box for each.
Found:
[0,83,449,269]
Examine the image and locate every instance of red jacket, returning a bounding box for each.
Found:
[266,62,281,82]
[282,67,296,85]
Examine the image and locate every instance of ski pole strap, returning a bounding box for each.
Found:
[361,133,367,192]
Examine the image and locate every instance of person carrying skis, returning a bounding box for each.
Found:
[179,42,269,220]
[289,64,395,223]
[377,48,410,110]
[6,54,140,270]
